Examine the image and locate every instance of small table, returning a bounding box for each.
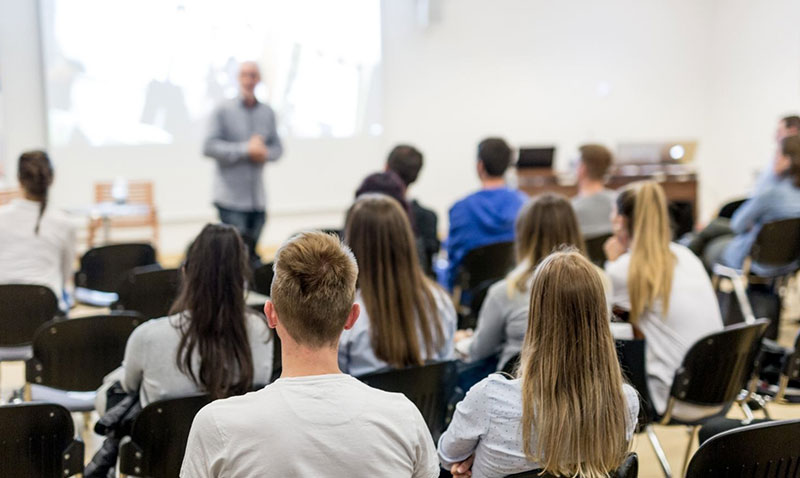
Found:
[69,202,151,244]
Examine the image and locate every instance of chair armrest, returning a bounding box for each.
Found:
[62,439,85,477]
[712,263,743,281]
[712,264,756,324]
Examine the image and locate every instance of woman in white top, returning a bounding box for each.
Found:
[604,181,723,415]
[460,194,592,371]
[0,151,75,310]
[339,194,456,377]
[439,251,638,478]
[121,224,273,407]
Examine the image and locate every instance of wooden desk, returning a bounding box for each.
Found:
[516,168,699,225]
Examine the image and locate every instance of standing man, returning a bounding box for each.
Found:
[203,61,283,265]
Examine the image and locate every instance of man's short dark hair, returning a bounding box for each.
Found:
[782,115,800,131]
[579,144,613,180]
[477,137,513,177]
[386,145,423,186]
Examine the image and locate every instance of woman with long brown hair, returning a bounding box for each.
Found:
[0,150,75,311]
[121,224,273,405]
[458,193,590,370]
[604,181,722,414]
[339,193,456,376]
[438,251,638,478]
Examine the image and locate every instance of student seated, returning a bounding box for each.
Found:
[752,115,800,194]
[0,151,75,311]
[339,194,456,376]
[181,232,438,478]
[604,181,723,416]
[121,224,273,407]
[386,144,440,276]
[443,137,527,290]
[438,251,638,478]
[571,144,616,238]
[689,134,800,275]
[456,194,598,371]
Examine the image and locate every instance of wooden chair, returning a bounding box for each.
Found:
[0,188,21,206]
[88,180,159,246]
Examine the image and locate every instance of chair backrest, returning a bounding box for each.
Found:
[506,452,638,478]
[750,218,800,268]
[584,233,612,267]
[119,394,212,478]
[252,261,275,296]
[358,361,458,440]
[113,266,180,319]
[0,402,84,477]
[26,313,143,391]
[0,284,60,347]
[456,241,516,291]
[685,419,800,477]
[717,198,747,219]
[615,339,658,425]
[95,180,154,205]
[75,243,158,292]
[0,188,21,206]
[669,320,768,409]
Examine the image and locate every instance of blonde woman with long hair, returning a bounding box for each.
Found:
[439,251,638,478]
[458,194,590,371]
[604,181,722,415]
[339,194,456,376]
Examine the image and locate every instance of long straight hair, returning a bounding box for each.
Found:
[616,181,676,325]
[507,194,586,294]
[17,151,54,235]
[519,250,629,477]
[172,224,255,399]
[344,193,444,368]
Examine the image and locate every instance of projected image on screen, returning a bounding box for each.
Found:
[40,0,382,147]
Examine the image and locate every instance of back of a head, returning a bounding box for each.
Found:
[271,231,358,348]
[616,181,676,324]
[780,134,800,187]
[355,171,409,211]
[509,194,586,292]
[344,194,443,368]
[17,150,54,235]
[519,250,628,477]
[386,145,424,187]
[173,223,252,399]
[477,137,513,178]
[579,144,613,181]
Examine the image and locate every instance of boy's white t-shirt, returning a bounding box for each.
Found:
[181,373,439,478]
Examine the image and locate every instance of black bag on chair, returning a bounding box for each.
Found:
[84,382,141,478]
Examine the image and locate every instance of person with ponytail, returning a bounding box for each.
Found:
[458,193,596,371]
[0,150,75,310]
[439,251,638,478]
[340,193,456,376]
[121,224,273,406]
[604,181,722,415]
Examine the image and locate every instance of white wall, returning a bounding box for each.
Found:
[2,0,799,255]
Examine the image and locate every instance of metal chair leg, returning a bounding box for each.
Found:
[682,426,699,477]
[646,425,672,478]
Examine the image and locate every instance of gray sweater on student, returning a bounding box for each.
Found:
[467,279,529,371]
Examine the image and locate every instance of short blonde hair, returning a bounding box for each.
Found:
[271,232,358,347]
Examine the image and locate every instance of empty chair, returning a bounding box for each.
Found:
[119,394,212,478]
[88,180,159,247]
[453,241,515,328]
[25,313,143,411]
[113,265,180,319]
[252,261,275,296]
[0,402,84,477]
[358,361,457,441]
[584,233,612,267]
[74,243,158,300]
[0,285,61,365]
[506,453,638,478]
[685,419,800,477]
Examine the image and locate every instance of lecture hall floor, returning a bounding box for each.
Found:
[2,277,800,477]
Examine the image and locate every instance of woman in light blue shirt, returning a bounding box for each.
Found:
[339,194,456,377]
[439,251,637,478]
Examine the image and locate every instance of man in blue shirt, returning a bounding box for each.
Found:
[442,138,527,290]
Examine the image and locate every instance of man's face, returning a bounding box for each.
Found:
[239,63,261,98]
[775,120,798,142]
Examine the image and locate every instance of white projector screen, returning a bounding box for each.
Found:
[39,0,382,147]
